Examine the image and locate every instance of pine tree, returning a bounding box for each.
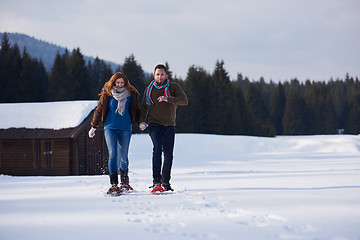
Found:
[232,81,252,135]
[121,54,146,96]
[3,43,22,102]
[19,48,33,101]
[328,79,347,130]
[306,82,336,134]
[100,65,113,93]
[19,48,47,102]
[0,33,11,102]
[165,62,173,81]
[345,76,360,134]
[88,57,113,98]
[180,65,211,133]
[283,80,309,135]
[87,57,102,98]
[269,83,286,135]
[1,34,48,103]
[32,59,49,101]
[245,82,275,136]
[48,51,69,100]
[67,48,90,100]
[209,60,234,134]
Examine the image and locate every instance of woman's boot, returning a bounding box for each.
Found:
[120,169,133,192]
[107,173,121,195]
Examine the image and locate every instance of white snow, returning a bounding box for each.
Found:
[0,101,98,130]
[1,133,360,240]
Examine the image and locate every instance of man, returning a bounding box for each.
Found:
[139,64,188,191]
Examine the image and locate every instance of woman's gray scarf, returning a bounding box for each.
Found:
[111,87,130,116]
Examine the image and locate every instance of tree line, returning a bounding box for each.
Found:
[1,33,359,135]
[177,63,360,136]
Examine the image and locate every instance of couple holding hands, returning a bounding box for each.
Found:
[88,64,188,194]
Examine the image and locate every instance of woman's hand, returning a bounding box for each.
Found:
[88,127,96,138]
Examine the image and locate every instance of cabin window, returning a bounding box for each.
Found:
[33,139,53,169]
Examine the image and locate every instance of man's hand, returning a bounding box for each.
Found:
[157,96,168,102]
[139,122,148,131]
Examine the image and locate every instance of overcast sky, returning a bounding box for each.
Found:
[0,0,359,82]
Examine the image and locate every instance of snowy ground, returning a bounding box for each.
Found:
[1,134,360,240]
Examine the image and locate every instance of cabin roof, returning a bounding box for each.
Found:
[0,101,98,139]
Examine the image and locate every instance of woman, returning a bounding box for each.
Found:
[89,72,139,195]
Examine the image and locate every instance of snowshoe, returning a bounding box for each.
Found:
[120,184,133,193]
[107,185,121,196]
[150,183,165,194]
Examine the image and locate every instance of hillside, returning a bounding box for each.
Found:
[0,32,120,71]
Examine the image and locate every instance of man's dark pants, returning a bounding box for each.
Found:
[148,124,175,183]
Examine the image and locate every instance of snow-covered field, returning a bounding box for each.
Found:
[1,134,360,240]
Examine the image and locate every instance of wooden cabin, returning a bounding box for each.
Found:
[0,101,108,176]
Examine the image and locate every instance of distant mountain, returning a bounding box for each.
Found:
[0,32,120,71]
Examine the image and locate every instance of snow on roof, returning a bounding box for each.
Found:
[0,101,98,130]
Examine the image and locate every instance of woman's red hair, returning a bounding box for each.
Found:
[100,72,139,96]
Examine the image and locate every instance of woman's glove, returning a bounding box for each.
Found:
[88,127,96,138]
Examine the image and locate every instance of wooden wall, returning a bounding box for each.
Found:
[0,139,71,176]
[0,128,108,176]
[85,128,108,175]
[0,140,33,175]
[74,128,108,175]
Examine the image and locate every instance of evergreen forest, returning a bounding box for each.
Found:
[1,33,359,136]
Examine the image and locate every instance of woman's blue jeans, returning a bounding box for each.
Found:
[148,124,175,183]
[104,129,131,174]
